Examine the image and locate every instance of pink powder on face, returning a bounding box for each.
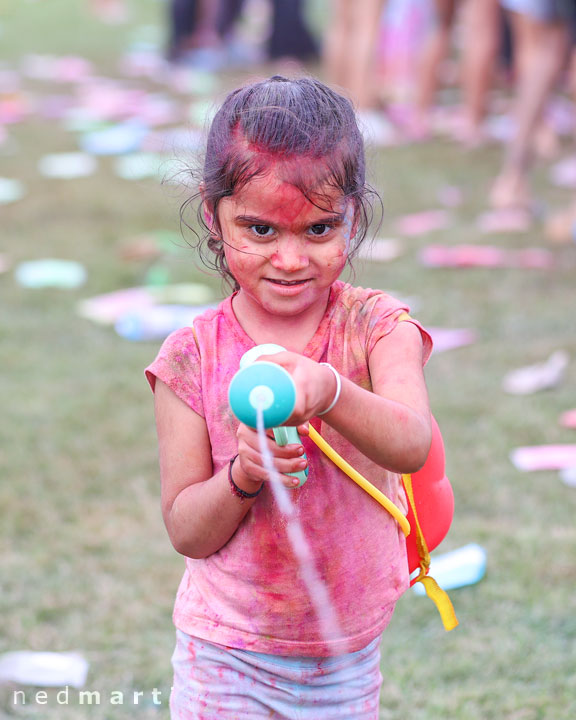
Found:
[215,167,351,319]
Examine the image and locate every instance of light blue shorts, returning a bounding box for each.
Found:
[170,630,383,719]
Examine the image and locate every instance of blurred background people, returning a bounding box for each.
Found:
[410,0,503,144]
[322,0,388,110]
[167,0,318,69]
[167,0,226,67]
[544,42,576,243]
[489,1,574,211]
[267,0,319,63]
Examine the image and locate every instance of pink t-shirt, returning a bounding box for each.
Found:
[145,280,432,656]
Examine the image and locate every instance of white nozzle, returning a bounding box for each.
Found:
[249,385,275,411]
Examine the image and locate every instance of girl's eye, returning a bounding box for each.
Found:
[309,224,331,237]
[250,225,274,238]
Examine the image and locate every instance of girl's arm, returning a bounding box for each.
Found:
[154,379,306,559]
[327,321,431,473]
[264,321,431,474]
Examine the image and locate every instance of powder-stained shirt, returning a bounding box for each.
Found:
[145,280,432,657]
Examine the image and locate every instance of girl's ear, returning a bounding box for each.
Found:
[351,211,360,241]
[204,206,215,231]
[199,183,216,234]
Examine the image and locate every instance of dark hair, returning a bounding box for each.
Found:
[181,75,379,290]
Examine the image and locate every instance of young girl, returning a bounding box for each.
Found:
[146,75,433,719]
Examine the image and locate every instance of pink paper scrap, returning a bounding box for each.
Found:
[77,287,156,324]
[437,185,463,208]
[74,81,147,122]
[395,209,451,236]
[357,238,403,262]
[560,409,576,430]
[77,283,215,324]
[21,54,93,82]
[138,94,182,127]
[54,56,94,83]
[477,208,532,234]
[92,1,129,25]
[38,94,75,120]
[428,327,477,353]
[550,155,576,189]
[0,92,34,124]
[510,445,576,472]
[546,96,576,137]
[419,244,554,269]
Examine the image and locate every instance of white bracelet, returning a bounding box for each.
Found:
[318,363,342,415]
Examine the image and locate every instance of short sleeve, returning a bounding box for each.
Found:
[366,296,433,366]
[398,316,433,365]
[144,326,204,417]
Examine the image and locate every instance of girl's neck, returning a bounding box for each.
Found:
[231,288,332,353]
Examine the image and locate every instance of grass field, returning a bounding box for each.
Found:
[1,1,576,718]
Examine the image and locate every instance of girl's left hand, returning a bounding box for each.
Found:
[257,351,338,425]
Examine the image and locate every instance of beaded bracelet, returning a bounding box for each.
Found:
[318,363,342,415]
[228,454,263,500]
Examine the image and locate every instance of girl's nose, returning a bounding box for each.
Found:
[269,237,309,272]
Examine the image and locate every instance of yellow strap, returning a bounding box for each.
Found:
[307,426,411,537]
[398,311,459,629]
[402,473,459,631]
[418,577,459,631]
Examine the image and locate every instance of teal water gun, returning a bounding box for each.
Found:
[228,344,308,488]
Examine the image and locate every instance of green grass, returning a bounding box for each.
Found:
[1,2,576,718]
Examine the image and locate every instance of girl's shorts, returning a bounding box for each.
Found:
[170,630,383,719]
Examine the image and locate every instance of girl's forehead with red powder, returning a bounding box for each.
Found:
[220,161,349,229]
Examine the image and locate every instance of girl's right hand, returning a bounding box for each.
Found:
[234,422,309,490]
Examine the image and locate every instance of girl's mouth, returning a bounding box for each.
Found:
[266,278,310,286]
[265,278,312,294]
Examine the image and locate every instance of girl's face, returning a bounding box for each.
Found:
[216,166,354,319]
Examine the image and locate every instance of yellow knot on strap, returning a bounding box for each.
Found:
[402,473,459,631]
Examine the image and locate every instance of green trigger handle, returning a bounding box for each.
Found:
[272,426,308,487]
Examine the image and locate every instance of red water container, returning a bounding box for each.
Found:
[405,416,454,574]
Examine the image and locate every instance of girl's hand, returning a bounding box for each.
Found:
[257,351,338,425]
[234,421,310,490]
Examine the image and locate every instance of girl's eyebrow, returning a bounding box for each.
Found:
[234,212,346,225]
